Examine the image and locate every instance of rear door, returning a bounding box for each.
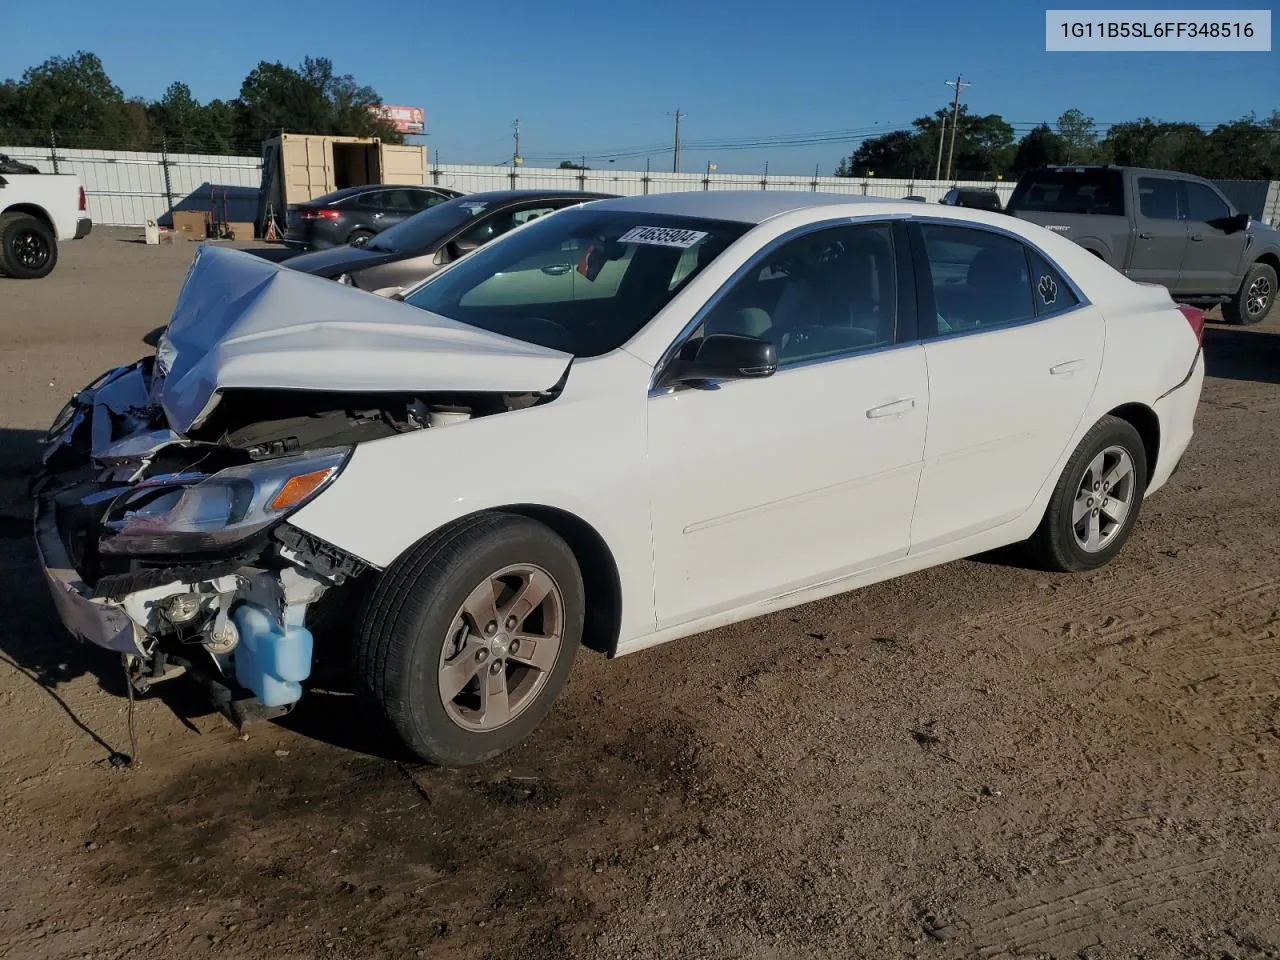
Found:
[1128,175,1187,289]
[909,222,1103,551]
[1177,179,1249,295]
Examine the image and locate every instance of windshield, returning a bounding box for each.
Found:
[365,197,495,253]
[401,209,751,357]
[1008,169,1125,216]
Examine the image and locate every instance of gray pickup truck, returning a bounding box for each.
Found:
[1006,165,1278,325]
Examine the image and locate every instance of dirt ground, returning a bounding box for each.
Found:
[2,227,1279,960]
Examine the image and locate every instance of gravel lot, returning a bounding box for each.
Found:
[2,228,1279,960]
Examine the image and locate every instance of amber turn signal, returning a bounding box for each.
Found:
[269,468,336,512]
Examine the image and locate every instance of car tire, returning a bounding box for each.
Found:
[1026,415,1149,573]
[1222,261,1276,326]
[0,212,58,279]
[346,229,374,247]
[354,512,584,767]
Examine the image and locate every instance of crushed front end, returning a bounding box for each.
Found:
[32,358,371,724]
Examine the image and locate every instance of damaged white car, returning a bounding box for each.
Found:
[34,192,1205,766]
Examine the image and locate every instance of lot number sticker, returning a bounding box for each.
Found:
[618,226,708,248]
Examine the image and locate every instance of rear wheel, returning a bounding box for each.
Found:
[346,229,374,247]
[0,212,58,279]
[354,513,584,767]
[1223,262,1276,325]
[1026,415,1148,572]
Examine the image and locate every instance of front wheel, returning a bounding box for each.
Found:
[0,212,58,279]
[1222,262,1276,326]
[346,229,374,247]
[1026,415,1148,572]
[354,513,584,766]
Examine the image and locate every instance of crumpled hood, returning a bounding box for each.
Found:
[155,245,572,433]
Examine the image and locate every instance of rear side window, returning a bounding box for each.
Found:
[1184,182,1230,222]
[1008,169,1123,216]
[1137,177,1180,220]
[1027,250,1080,317]
[919,224,1034,333]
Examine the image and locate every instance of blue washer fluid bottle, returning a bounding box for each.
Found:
[232,602,314,708]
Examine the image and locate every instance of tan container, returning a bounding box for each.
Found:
[263,133,428,212]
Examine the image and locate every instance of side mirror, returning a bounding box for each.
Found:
[1228,211,1251,233]
[662,333,777,389]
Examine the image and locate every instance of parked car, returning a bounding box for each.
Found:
[0,169,92,278]
[35,192,1205,767]
[284,190,617,293]
[283,184,464,250]
[940,187,1004,212]
[1006,165,1279,325]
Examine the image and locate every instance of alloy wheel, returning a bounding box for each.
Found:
[437,563,565,731]
[1072,446,1137,553]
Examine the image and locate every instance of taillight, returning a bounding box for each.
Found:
[78,186,87,212]
[301,208,341,221]
[1177,304,1205,345]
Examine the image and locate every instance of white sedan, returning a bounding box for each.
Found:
[35,192,1205,766]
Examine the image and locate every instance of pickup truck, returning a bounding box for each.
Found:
[1006,165,1278,325]
[0,166,93,279]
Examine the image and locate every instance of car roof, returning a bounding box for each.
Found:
[587,191,914,225]
[439,189,619,204]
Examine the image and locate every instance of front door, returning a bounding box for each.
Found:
[1177,180,1249,295]
[647,221,929,627]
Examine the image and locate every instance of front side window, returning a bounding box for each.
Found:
[694,223,898,366]
[402,210,750,357]
[1184,182,1230,222]
[920,224,1033,333]
[1137,177,1181,220]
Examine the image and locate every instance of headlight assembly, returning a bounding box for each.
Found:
[99,448,349,556]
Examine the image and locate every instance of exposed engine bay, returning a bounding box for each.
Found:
[33,355,561,725]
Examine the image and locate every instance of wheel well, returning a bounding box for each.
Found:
[1107,403,1160,483]
[1,203,55,232]
[499,505,622,658]
[1085,247,1107,261]
[1256,252,1279,275]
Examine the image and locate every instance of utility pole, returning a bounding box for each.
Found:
[943,75,970,182]
[512,119,522,166]
[671,109,685,173]
[933,115,947,180]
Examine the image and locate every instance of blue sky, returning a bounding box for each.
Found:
[1,0,1275,174]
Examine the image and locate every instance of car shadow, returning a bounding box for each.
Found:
[0,427,401,761]
[1203,323,1280,385]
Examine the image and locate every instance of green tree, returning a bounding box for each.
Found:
[1056,108,1103,163]
[3,52,133,147]
[1013,122,1065,173]
[235,57,402,144]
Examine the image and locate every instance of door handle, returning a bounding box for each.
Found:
[1050,359,1086,375]
[866,398,916,419]
[1138,231,1152,240]
[541,264,572,275]
[1190,234,1204,241]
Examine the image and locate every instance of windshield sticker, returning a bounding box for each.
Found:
[617,226,708,248]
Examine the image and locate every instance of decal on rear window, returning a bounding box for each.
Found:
[1037,274,1058,305]
[617,226,708,248]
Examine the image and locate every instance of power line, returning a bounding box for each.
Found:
[944,74,971,181]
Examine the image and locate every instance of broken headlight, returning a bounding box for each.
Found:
[99,448,349,556]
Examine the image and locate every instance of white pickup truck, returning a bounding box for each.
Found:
[0,159,93,279]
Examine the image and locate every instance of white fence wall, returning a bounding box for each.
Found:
[4,144,1277,228]
[0,145,261,226]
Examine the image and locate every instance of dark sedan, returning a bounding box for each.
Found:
[284,184,465,249]
[283,189,617,293]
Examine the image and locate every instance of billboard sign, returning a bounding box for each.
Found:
[371,105,425,134]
